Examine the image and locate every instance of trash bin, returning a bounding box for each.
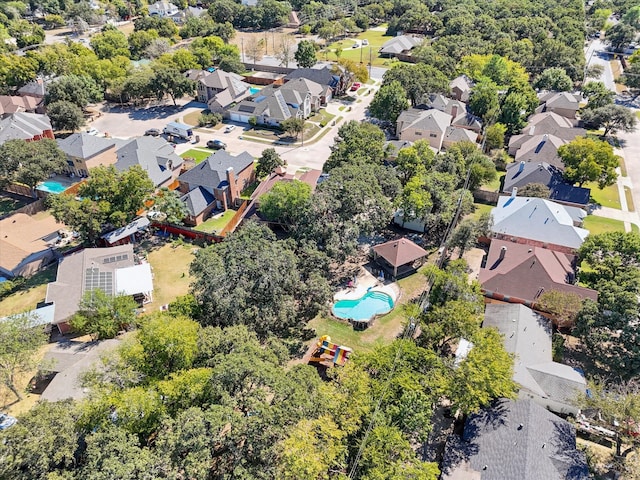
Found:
[195,135,200,143]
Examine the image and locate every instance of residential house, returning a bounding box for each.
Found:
[396,108,452,149]
[227,87,311,127]
[188,68,250,107]
[513,134,567,169]
[279,77,328,111]
[537,91,582,119]
[371,237,428,278]
[379,35,423,61]
[148,0,179,17]
[177,150,255,223]
[479,238,598,305]
[57,132,118,177]
[284,65,349,97]
[0,112,54,145]
[484,303,587,415]
[503,161,591,207]
[0,95,43,117]
[242,167,322,223]
[114,136,184,188]
[46,244,153,333]
[384,140,413,160]
[490,195,589,252]
[443,126,478,149]
[450,75,473,102]
[508,112,585,155]
[441,398,590,480]
[17,78,49,99]
[0,212,62,278]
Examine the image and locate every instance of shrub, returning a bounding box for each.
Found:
[197,112,222,127]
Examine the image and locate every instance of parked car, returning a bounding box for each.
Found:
[0,413,17,430]
[350,82,362,91]
[352,42,359,48]
[144,128,161,136]
[86,127,99,136]
[362,39,369,45]
[224,125,236,133]
[207,139,226,150]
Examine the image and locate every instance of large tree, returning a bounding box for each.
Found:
[149,187,188,225]
[294,39,317,68]
[256,148,285,178]
[90,28,130,59]
[46,100,85,132]
[0,138,67,192]
[368,80,409,124]
[45,74,103,108]
[0,313,49,401]
[258,180,312,229]
[581,104,637,137]
[557,136,619,187]
[280,117,305,139]
[70,289,139,340]
[382,63,449,106]
[533,67,573,91]
[582,81,615,109]
[47,165,155,243]
[325,120,386,171]
[149,67,195,106]
[189,223,330,338]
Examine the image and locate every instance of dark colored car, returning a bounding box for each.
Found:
[207,139,226,150]
[144,128,161,136]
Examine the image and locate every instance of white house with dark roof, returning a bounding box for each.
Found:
[483,303,586,415]
[442,398,590,480]
[114,136,183,188]
[177,150,255,222]
[148,0,179,17]
[490,195,589,251]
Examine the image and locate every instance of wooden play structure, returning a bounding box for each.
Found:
[309,335,353,366]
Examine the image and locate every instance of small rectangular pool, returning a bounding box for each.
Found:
[249,87,261,95]
[37,180,68,194]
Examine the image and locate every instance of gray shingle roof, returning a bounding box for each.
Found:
[114,136,183,187]
[379,35,423,55]
[284,66,340,89]
[0,112,52,144]
[177,150,254,190]
[57,133,117,159]
[442,398,590,480]
[397,108,451,134]
[180,186,215,216]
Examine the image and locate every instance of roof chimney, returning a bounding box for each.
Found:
[511,187,518,198]
[451,105,458,119]
[499,246,507,261]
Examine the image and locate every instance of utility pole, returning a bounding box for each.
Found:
[369,47,372,78]
[241,38,245,63]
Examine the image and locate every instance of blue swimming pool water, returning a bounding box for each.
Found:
[332,291,394,321]
[250,87,261,95]
[37,180,67,194]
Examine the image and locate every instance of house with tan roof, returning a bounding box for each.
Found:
[479,239,598,306]
[537,91,582,119]
[0,95,43,117]
[513,134,567,169]
[508,112,585,155]
[450,75,473,102]
[187,68,251,112]
[490,195,589,252]
[371,237,428,278]
[483,303,587,415]
[396,108,453,149]
[0,212,63,278]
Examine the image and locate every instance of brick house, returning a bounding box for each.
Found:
[57,133,118,177]
[177,150,255,225]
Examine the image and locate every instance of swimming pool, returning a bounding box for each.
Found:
[249,87,261,95]
[332,290,395,322]
[37,180,68,194]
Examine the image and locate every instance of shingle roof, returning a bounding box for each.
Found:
[372,237,428,267]
[483,303,586,406]
[514,134,567,169]
[114,136,183,187]
[178,150,254,190]
[0,95,41,115]
[57,133,117,160]
[444,126,478,144]
[0,112,52,143]
[504,162,591,206]
[491,196,588,250]
[284,66,340,89]
[479,239,598,304]
[538,91,582,110]
[199,69,248,96]
[17,78,48,97]
[180,186,215,216]
[101,217,150,245]
[280,77,324,97]
[397,108,452,134]
[441,398,590,480]
[379,35,423,54]
[450,75,473,92]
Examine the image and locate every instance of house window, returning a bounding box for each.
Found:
[415,131,422,136]
[430,133,437,138]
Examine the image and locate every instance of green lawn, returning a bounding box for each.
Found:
[583,215,628,235]
[240,181,260,200]
[0,194,30,216]
[194,209,236,234]
[480,174,504,192]
[308,266,431,354]
[144,242,195,310]
[0,266,58,316]
[625,186,635,211]
[469,202,494,221]
[308,109,336,125]
[181,149,212,164]
[586,182,621,209]
[325,26,398,68]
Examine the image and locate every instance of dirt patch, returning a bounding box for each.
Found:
[231,30,298,59]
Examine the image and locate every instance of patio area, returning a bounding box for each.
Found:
[333,264,400,303]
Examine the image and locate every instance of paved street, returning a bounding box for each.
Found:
[92,82,380,174]
[584,39,617,90]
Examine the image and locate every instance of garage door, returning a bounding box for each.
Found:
[229,113,243,122]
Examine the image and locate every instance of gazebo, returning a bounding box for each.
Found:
[371,237,428,279]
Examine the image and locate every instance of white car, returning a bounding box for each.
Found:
[86,128,99,136]
[0,413,17,430]
[362,39,369,46]
[224,125,236,133]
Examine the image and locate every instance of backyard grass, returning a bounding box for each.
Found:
[587,182,621,209]
[240,181,260,200]
[0,265,58,316]
[181,148,212,164]
[625,186,635,211]
[144,242,195,310]
[308,109,336,125]
[308,266,430,354]
[469,202,494,221]
[583,215,628,235]
[0,194,30,216]
[194,209,236,234]
[326,27,395,67]
[480,174,504,192]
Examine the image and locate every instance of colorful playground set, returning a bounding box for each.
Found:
[309,335,353,366]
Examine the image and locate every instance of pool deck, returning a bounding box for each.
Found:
[333,266,400,303]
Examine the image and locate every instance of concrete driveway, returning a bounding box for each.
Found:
[584,39,617,91]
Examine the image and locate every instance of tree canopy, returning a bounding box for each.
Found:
[0,138,67,190]
[557,136,620,188]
